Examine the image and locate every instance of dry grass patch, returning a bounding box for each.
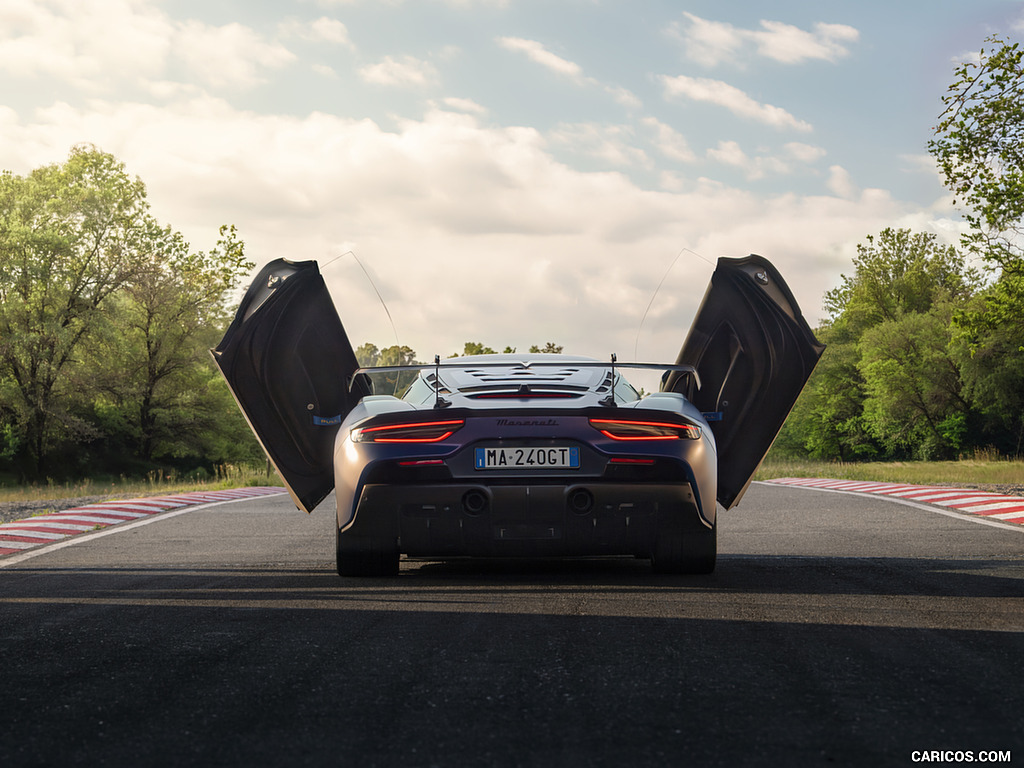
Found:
[757,457,1024,489]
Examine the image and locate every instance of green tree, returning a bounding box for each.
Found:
[529,342,564,354]
[776,228,978,460]
[450,342,497,357]
[355,344,419,394]
[355,343,380,367]
[446,342,562,357]
[930,35,1024,455]
[0,146,155,473]
[776,323,877,461]
[823,229,978,328]
[377,345,417,367]
[951,276,1024,454]
[88,225,253,462]
[929,35,1024,272]
[859,304,970,458]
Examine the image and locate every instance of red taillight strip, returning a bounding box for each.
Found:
[352,419,464,443]
[374,433,458,443]
[589,418,700,441]
[597,431,677,441]
[609,457,656,465]
[398,459,445,467]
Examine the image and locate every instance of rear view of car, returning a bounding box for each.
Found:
[212,255,823,577]
[331,357,717,575]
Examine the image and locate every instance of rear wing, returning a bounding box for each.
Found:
[349,357,701,405]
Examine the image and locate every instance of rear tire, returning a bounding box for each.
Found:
[651,518,716,575]
[336,528,399,577]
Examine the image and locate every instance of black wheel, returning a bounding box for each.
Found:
[651,518,716,575]
[336,527,399,577]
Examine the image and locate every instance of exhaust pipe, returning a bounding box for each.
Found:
[462,489,488,515]
[568,488,594,514]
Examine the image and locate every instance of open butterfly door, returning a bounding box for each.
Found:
[664,255,824,509]
[212,259,370,513]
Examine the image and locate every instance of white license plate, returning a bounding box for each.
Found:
[475,446,580,470]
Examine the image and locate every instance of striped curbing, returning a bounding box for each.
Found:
[0,486,287,556]
[766,478,1024,525]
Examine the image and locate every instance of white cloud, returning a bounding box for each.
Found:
[439,0,510,6]
[0,98,955,361]
[827,165,858,199]
[548,123,651,168]
[951,50,982,66]
[708,139,749,168]
[641,117,695,163]
[0,0,977,391]
[436,45,462,62]
[604,84,643,110]
[657,170,687,192]
[438,97,489,115]
[312,64,339,78]
[279,17,353,47]
[144,80,206,100]
[752,20,859,64]
[660,74,812,132]
[0,0,171,90]
[899,153,943,179]
[0,1,296,92]
[706,140,827,180]
[307,0,509,5]
[497,37,583,80]
[784,142,827,164]
[498,36,640,109]
[175,21,296,89]
[708,141,791,180]
[309,17,353,44]
[358,55,439,87]
[669,14,743,68]
[672,12,859,67]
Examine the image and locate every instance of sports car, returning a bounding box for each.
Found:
[212,255,823,576]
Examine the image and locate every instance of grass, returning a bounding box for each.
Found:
[756,456,1024,488]
[0,463,284,504]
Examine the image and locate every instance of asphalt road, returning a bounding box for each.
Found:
[1,483,1021,767]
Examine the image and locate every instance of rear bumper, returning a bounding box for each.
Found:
[340,481,711,558]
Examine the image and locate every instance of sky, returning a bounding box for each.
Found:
[2,0,1023,383]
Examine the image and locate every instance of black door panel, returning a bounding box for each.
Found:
[665,255,824,508]
[212,259,368,513]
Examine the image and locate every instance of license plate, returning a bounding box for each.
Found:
[475,446,580,470]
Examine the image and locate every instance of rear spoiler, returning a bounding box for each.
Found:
[349,356,700,407]
[350,357,700,388]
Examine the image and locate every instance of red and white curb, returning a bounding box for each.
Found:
[766,478,1024,526]
[0,487,286,556]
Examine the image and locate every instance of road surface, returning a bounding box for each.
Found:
[1,483,1021,767]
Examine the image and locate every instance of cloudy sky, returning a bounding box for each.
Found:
[2,0,1022,377]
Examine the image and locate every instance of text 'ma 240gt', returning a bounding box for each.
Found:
[213,255,823,576]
